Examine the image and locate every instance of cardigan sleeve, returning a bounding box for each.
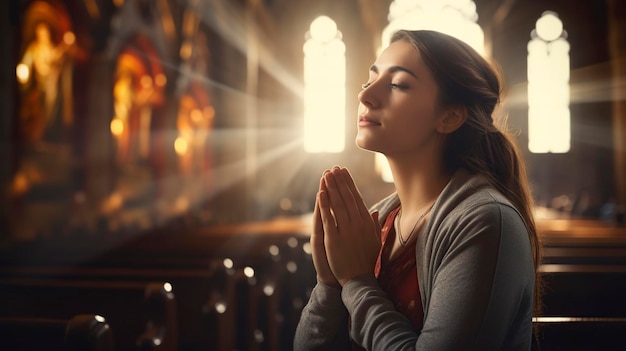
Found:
[414,202,533,351]
[293,282,351,351]
[342,202,534,351]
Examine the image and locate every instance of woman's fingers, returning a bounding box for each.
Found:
[312,178,324,235]
[322,170,351,225]
[316,166,383,286]
[338,167,371,221]
[318,189,339,235]
[323,168,362,220]
[310,176,339,286]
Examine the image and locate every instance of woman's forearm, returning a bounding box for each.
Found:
[294,282,351,351]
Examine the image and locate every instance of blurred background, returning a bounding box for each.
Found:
[0,0,625,350]
[1,0,624,240]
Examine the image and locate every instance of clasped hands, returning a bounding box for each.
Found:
[311,166,381,287]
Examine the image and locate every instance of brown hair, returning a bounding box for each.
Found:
[391,30,543,319]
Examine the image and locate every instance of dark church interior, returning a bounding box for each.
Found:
[1,0,625,350]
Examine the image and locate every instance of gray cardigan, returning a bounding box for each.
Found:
[294,169,535,350]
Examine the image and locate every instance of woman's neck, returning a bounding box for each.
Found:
[387,154,450,214]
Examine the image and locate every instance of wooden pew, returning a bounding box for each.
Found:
[202,240,312,351]
[532,317,626,351]
[539,265,626,317]
[0,265,222,350]
[0,256,308,351]
[0,259,288,350]
[0,232,317,351]
[0,217,317,351]
[0,278,177,351]
[0,217,312,271]
[535,263,626,350]
[0,314,114,351]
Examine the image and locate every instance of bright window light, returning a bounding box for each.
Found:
[377,0,485,182]
[383,0,484,55]
[528,11,570,153]
[303,16,346,153]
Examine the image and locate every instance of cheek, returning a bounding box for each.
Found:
[396,102,433,127]
[393,104,439,138]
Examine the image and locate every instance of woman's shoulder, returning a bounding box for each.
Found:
[434,171,525,231]
[440,169,514,210]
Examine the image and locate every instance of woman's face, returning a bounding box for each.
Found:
[356,39,443,157]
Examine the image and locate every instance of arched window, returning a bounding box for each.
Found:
[303,16,346,153]
[383,0,484,54]
[528,11,570,153]
[377,0,484,182]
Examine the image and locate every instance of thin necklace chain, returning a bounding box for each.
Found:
[396,202,435,247]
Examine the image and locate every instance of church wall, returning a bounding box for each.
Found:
[1,0,624,244]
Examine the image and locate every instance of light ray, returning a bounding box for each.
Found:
[507,59,624,108]
[160,129,307,216]
[195,0,304,98]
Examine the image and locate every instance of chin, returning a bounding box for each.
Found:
[355,137,382,153]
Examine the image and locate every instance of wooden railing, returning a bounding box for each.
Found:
[0,314,114,351]
[0,216,624,350]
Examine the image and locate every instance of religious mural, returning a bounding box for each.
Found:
[12,0,78,238]
[8,0,218,238]
[110,35,165,213]
[5,0,620,242]
[174,16,215,214]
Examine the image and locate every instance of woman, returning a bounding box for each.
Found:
[294,30,541,350]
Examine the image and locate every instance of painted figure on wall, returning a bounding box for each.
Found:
[11,1,77,239]
[174,23,215,210]
[17,18,75,145]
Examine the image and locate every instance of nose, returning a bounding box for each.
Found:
[358,83,379,109]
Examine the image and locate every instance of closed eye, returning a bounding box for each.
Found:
[362,82,408,89]
[390,83,408,89]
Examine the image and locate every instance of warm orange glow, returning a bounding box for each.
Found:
[12,173,30,195]
[190,109,203,124]
[110,118,124,136]
[174,136,189,155]
[101,192,124,214]
[180,42,192,60]
[174,196,190,212]
[155,73,167,87]
[204,106,215,120]
[16,63,29,84]
[140,75,153,88]
[63,31,75,45]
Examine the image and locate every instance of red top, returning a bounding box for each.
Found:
[375,206,424,331]
[352,206,424,349]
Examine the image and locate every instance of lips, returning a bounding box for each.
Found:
[358,116,381,127]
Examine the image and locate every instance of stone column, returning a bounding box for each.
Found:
[608,0,626,217]
[0,0,16,240]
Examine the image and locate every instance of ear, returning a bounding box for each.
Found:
[436,105,468,134]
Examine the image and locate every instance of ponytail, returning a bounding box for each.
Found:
[445,122,543,319]
[391,29,543,320]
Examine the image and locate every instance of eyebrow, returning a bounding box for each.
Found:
[370,64,418,79]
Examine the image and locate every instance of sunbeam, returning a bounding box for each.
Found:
[196,0,304,98]
[505,59,624,109]
[159,129,307,218]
